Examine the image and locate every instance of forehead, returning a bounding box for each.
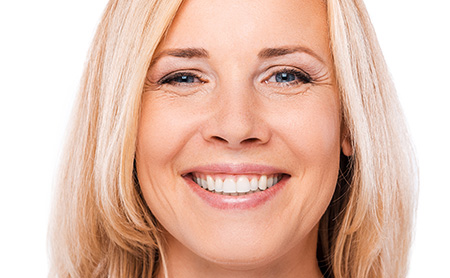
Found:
[158,0,331,61]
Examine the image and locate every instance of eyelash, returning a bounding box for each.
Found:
[265,68,312,87]
[158,71,204,86]
[157,68,313,87]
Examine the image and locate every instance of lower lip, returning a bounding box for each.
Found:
[183,175,289,210]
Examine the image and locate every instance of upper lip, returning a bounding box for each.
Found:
[180,163,289,176]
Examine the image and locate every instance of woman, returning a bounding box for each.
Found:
[48,0,417,277]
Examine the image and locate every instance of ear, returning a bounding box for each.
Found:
[341,126,353,157]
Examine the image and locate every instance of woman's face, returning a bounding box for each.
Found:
[136,0,350,271]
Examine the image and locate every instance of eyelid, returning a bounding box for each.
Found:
[157,70,206,86]
[262,66,313,85]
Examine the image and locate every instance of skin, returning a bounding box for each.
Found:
[136,0,352,277]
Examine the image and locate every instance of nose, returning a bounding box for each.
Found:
[201,82,271,149]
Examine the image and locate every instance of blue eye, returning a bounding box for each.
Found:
[267,68,312,85]
[158,72,203,85]
[275,72,296,83]
[173,75,196,83]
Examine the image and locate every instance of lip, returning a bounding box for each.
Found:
[181,163,287,175]
[181,163,290,210]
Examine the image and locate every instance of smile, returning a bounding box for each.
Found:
[189,173,284,195]
[181,164,290,209]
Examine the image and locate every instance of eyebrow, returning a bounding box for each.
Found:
[258,46,325,64]
[151,48,209,63]
[151,46,324,64]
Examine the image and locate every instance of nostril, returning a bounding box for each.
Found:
[211,136,228,143]
[211,136,261,144]
[209,135,262,146]
[242,137,260,144]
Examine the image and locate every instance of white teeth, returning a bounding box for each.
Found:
[223,178,236,193]
[258,175,267,190]
[201,178,208,189]
[267,177,273,188]
[215,177,223,192]
[207,175,215,191]
[192,174,282,194]
[236,176,250,193]
[250,177,258,191]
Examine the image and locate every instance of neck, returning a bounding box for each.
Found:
[156,229,323,278]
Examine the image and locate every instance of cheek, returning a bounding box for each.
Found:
[274,96,342,164]
[303,111,341,161]
[137,97,196,167]
[136,95,209,223]
[272,95,342,217]
[135,97,190,210]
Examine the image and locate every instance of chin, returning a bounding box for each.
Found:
[195,240,285,270]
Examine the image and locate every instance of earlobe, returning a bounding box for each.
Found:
[341,127,353,157]
[341,136,353,157]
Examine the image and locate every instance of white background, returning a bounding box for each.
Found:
[0,0,448,277]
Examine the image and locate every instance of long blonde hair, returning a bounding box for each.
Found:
[48,0,417,277]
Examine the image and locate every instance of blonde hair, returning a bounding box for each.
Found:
[48,0,417,277]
